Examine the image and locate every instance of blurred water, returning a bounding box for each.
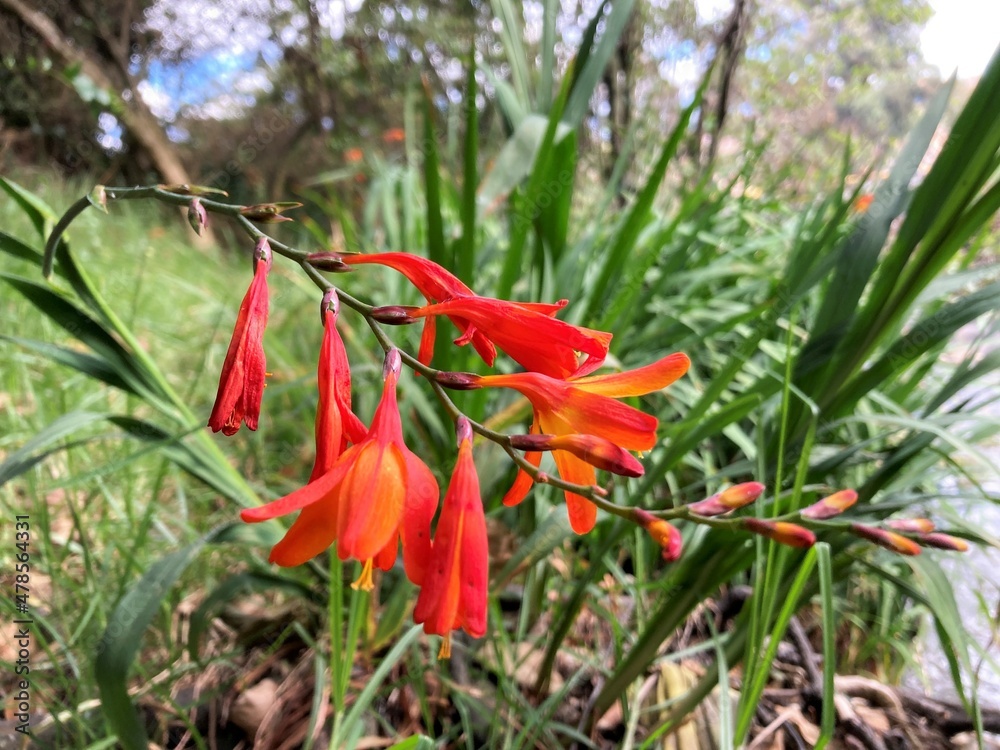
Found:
[902,364,1000,707]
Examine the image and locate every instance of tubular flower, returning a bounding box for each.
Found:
[466,352,690,533]
[413,417,488,658]
[209,238,272,435]
[407,296,612,379]
[241,350,438,587]
[309,290,368,480]
[338,252,496,367]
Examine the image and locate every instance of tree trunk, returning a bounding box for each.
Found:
[0,0,191,185]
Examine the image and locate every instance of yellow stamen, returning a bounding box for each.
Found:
[437,634,452,660]
[350,559,375,591]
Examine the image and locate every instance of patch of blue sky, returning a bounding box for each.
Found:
[146,50,263,110]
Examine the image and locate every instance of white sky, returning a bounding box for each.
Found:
[693,0,997,79]
[921,0,997,78]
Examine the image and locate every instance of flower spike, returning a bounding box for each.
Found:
[208,238,272,435]
[413,416,489,657]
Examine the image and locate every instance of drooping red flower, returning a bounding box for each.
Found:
[413,417,488,657]
[209,238,272,436]
[339,252,496,367]
[241,349,438,587]
[465,352,690,533]
[309,290,367,481]
[406,296,613,379]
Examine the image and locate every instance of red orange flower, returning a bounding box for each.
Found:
[339,252,495,367]
[209,238,271,436]
[465,352,690,533]
[241,350,438,586]
[413,417,488,657]
[406,295,612,379]
[309,290,367,480]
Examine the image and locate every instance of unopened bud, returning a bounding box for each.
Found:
[88,184,108,213]
[850,523,921,556]
[688,482,765,516]
[252,237,272,271]
[742,518,816,548]
[886,518,935,533]
[383,347,402,379]
[456,415,474,445]
[801,489,858,520]
[188,198,207,235]
[634,509,683,561]
[508,433,644,477]
[306,252,353,272]
[370,305,419,325]
[917,532,969,552]
[435,371,480,390]
[240,201,302,222]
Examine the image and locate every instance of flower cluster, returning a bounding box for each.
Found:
[209,248,694,654]
[205,245,967,656]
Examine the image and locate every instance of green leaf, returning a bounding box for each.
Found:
[0,411,109,487]
[0,177,57,240]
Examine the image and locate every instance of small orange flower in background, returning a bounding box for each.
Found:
[241,349,438,587]
[466,352,690,533]
[382,127,406,143]
[309,289,367,481]
[853,193,875,213]
[209,238,272,436]
[344,147,364,163]
[413,416,489,657]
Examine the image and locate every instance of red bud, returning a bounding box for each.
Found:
[801,489,858,520]
[886,518,935,534]
[508,433,644,477]
[917,533,969,552]
[743,518,816,548]
[688,482,765,516]
[370,305,419,324]
[188,197,207,236]
[850,524,921,556]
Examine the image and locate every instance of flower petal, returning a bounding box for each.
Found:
[268,500,339,566]
[572,352,690,397]
[551,450,598,534]
[241,451,354,522]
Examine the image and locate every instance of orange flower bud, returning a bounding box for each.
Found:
[886,518,935,533]
[634,509,683,561]
[435,371,480,390]
[850,524,921,556]
[688,482,765,516]
[801,489,858,520]
[917,533,969,552]
[742,518,816,548]
[853,193,874,213]
[508,433,644,477]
